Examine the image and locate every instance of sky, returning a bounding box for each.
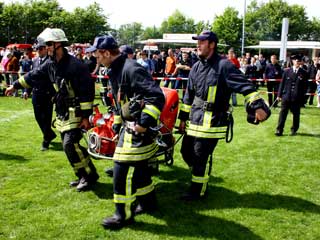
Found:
[2,0,318,28]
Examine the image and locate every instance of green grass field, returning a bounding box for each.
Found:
[0,89,319,240]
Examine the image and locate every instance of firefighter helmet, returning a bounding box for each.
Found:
[38,28,68,43]
[35,37,46,49]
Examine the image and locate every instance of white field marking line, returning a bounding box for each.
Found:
[0,109,33,123]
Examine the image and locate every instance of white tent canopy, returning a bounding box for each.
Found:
[246,41,320,49]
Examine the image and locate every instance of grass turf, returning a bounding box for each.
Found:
[0,90,319,240]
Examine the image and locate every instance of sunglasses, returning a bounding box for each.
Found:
[46,42,54,47]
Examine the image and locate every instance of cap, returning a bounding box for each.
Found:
[119,45,134,55]
[192,30,218,43]
[86,35,118,52]
[192,30,219,43]
[291,54,303,61]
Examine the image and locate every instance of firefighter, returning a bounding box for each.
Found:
[87,35,165,229]
[5,28,99,191]
[178,30,270,201]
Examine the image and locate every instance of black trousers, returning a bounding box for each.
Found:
[267,81,280,106]
[305,81,317,105]
[113,160,152,197]
[32,93,56,142]
[61,128,98,179]
[180,135,218,195]
[276,100,301,133]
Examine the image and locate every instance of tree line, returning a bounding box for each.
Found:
[0,0,319,54]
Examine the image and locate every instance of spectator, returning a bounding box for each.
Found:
[264,55,282,107]
[275,54,308,136]
[137,50,154,75]
[173,51,192,97]
[227,48,240,106]
[163,48,177,88]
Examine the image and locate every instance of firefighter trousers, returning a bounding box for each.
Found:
[180,135,218,196]
[113,160,155,220]
[61,128,98,181]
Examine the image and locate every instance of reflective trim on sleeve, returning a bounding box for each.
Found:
[142,104,161,120]
[18,76,31,88]
[53,83,58,92]
[245,92,261,104]
[113,115,122,124]
[180,103,191,113]
[80,102,93,111]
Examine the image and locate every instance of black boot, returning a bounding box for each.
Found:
[181,182,208,201]
[102,203,134,230]
[69,179,80,187]
[135,190,157,215]
[104,167,114,177]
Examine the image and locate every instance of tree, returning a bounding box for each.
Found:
[160,10,196,34]
[212,7,242,53]
[53,3,110,43]
[245,0,312,46]
[141,26,162,41]
[0,0,109,46]
[117,22,143,48]
[194,21,211,34]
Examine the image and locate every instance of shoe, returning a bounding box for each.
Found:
[48,133,57,144]
[275,130,283,136]
[76,173,99,191]
[69,179,80,187]
[180,191,207,201]
[101,215,134,230]
[134,203,157,215]
[40,134,57,151]
[290,131,297,136]
[40,141,50,151]
[76,177,89,191]
[105,167,114,177]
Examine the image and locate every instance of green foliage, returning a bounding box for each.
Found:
[0,0,319,54]
[212,7,242,53]
[245,0,312,46]
[0,0,109,46]
[0,88,320,239]
[160,10,196,34]
[117,22,143,47]
[140,26,162,42]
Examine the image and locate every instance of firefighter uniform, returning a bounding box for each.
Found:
[87,34,165,229]
[108,54,164,227]
[179,51,269,200]
[13,30,98,191]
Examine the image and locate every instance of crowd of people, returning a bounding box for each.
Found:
[2,27,319,230]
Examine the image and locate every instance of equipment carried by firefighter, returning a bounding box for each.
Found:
[85,87,181,165]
